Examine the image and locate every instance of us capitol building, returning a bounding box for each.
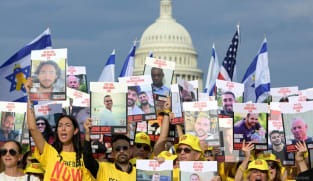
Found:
[133,0,204,90]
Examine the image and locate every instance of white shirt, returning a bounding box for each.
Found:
[0,173,40,181]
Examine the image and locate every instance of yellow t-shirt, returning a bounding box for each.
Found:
[96,162,136,181]
[34,142,93,181]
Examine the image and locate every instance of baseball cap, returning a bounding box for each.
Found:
[158,151,177,160]
[25,163,45,174]
[135,132,151,146]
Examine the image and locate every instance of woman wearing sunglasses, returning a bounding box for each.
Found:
[25,78,92,181]
[0,140,39,180]
[36,117,55,144]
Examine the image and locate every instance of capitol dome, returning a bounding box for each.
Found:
[134,0,204,90]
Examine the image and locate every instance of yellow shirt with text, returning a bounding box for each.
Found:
[34,142,93,181]
[96,162,136,181]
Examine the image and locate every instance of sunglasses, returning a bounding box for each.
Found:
[135,143,150,151]
[205,150,213,157]
[0,149,18,156]
[176,147,192,154]
[267,162,277,169]
[36,122,45,126]
[115,146,129,152]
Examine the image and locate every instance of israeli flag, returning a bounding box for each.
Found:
[0,28,52,102]
[242,38,270,103]
[98,49,115,82]
[119,41,136,77]
[204,44,220,96]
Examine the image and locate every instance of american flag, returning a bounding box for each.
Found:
[218,25,239,81]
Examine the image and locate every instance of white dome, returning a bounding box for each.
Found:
[134,0,203,90]
[140,17,194,50]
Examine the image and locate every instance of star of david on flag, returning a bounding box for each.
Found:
[0,28,52,102]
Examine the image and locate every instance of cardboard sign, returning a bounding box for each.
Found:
[144,57,175,97]
[90,82,127,137]
[270,86,298,102]
[30,49,67,101]
[136,160,173,181]
[281,101,313,152]
[216,80,244,117]
[66,66,88,93]
[183,101,219,146]
[233,103,268,150]
[119,75,157,123]
[179,161,217,181]
[0,101,26,144]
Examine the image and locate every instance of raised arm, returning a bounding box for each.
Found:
[234,140,254,181]
[25,78,46,154]
[154,96,171,156]
[83,118,99,179]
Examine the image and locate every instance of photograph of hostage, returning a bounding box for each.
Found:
[290,117,313,144]
[34,60,63,93]
[0,112,19,142]
[127,86,144,115]
[234,113,266,143]
[151,67,170,96]
[138,92,155,114]
[220,91,236,116]
[67,75,80,90]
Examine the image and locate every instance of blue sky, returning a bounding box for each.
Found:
[1,0,312,90]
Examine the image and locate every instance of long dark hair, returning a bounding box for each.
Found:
[52,115,82,166]
[36,116,54,142]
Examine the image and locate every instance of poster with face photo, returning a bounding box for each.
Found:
[178,78,196,102]
[67,66,88,93]
[180,161,217,181]
[136,160,173,181]
[270,86,298,102]
[188,80,199,101]
[183,101,219,146]
[90,82,127,138]
[0,102,26,145]
[233,103,268,150]
[30,49,67,101]
[143,57,175,97]
[216,80,244,117]
[67,88,90,134]
[119,75,157,122]
[34,103,63,129]
[281,101,313,152]
[216,118,242,162]
[267,119,295,166]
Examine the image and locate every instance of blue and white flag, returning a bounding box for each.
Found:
[242,38,270,103]
[119,40,136,77]
[0,28,52,102]
[98,49,115,82]
[204,43,220,96]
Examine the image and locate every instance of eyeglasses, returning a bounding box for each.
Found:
[36,122,45,126]
[0,149,18,156]
[267,162,277,169]
[135,143,150,151]
[176,147,192,154]
[205,150,213,157]
[114,146,129,152]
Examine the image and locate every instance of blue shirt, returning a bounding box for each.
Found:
[152,85,170,96]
